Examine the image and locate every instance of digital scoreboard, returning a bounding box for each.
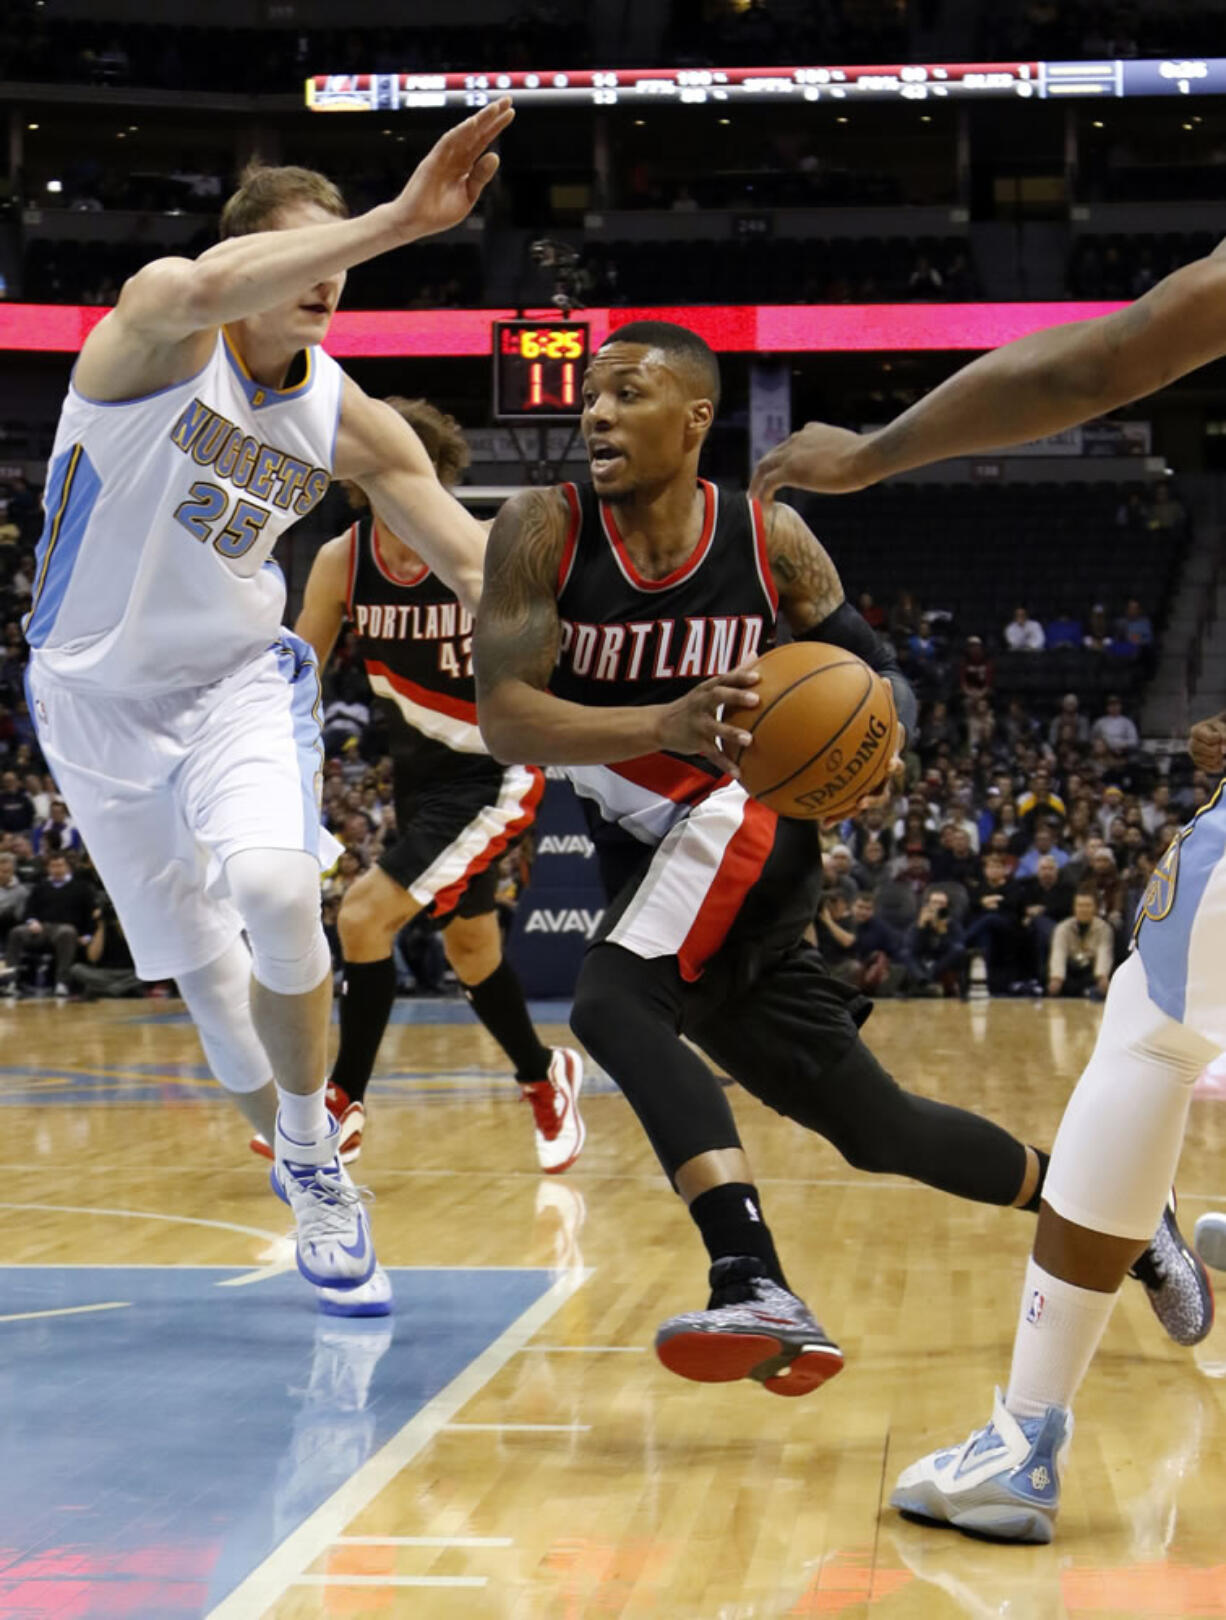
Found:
[307,57,1226,110]
[492,320,589,421]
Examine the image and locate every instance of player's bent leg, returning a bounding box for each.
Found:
[445,911,586,1172]
[176,934,276,1140]
[894,954,1217,1543]
[228,848,375,1290]
[330,867,422,1163]
[572,943,841,1393]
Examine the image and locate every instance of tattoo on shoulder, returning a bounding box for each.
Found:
[474,487,568,692]
[765,501,845,629]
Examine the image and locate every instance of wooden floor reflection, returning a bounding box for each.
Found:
[4,990,1226,1618]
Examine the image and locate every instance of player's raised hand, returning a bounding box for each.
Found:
[750,422,873,502]
[655,666,760,778]
[389,98,515,241]
[1189,711,1226,774]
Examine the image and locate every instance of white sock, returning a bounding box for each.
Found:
[276,1082,329,1143]
[1005,1257,1119,1420]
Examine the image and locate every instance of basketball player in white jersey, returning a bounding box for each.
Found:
[22,100,513,1298]
[752,238,1226,1540]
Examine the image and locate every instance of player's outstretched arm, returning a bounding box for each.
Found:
[335,381,487,613]
[474,488,759,772]
[751,244,1226,498]
[75,100,513,397]
[295,533,353,670]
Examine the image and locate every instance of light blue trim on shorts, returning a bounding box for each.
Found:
[1136,783,1226,1024]
[271,631,326,856]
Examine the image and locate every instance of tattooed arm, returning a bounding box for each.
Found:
[474,487,760,771]
[751,243,1226,498]
[766,498,916,763]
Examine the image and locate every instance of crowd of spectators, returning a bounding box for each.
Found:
[814,577,1183,1002]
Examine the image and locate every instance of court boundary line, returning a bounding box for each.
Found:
[0,1201,285,1243]
[204,1265,591,1620]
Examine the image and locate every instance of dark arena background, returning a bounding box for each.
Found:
[4,2,1226,1616]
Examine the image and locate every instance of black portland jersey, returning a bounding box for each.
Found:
[550,480,778,842]
[345,517,487,774]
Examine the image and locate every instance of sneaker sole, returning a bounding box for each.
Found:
[891,1488,1055,1544]
[318,1293,392,1318]
[655,1329,844,1396]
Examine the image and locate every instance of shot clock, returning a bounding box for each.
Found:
[493,319,589,421]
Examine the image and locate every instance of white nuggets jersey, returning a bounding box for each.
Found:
[24,330,343,693]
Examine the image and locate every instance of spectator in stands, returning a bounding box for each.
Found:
[1015,817,1070,879]
[1048,887,1114,1000]
[958,636,994,705]
[4,852,94,994]
[1004,604,1045,652]
[902,887,966,997]
[889,590,922,642]
[965,850,1019,991]
[853,837,890,892]
[24,773,51,823]
[966,695,996,753]
[857,591,886,631]
[828,892,904,997]
[1012,851,1074,986]
[67,895,141,999]
[1088,845,1126,938]
[918,699,958,760]
[1018,770,1068,832]
[824,844,858,906]
[0,769,33,833]
[932,823,979,887]
[0,850,28,950]
[1045,609,1084,650]
[1142,781,1173,837]
[1082,603,1116,654]
[815,888,856,965]
[32,799,83,857]
[1095,782,1127,838]
[908,616,938,664]
[1116,597,1154,655]
[1048,693,1090,749]
[1092,693,1139,753]
[1145,482,1187,536]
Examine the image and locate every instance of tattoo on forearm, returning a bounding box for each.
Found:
[473,488,565,696]
[766,502,845,630]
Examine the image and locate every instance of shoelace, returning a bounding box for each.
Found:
[285,1164,373,1236]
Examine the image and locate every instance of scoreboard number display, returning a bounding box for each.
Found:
[493,320,589,421]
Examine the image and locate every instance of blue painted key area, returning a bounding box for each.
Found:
[0,1265,554,1617]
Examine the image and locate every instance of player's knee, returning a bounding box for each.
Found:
[443,916,501,985]
[226,849,330,996]
[338,870,406,953]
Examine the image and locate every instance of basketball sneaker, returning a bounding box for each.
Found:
[521,1047,586,1174]
[319,1262,392,1318]
[269,1113,376,1290]
[1129,1192,1214,1346]
[654,1256,844,1396]
[250,1082,360,1163]
[891,1388,1072,1544]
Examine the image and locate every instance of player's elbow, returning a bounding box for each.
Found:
[476,695,529,765]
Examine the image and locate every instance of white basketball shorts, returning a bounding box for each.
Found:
[26,633,340,980]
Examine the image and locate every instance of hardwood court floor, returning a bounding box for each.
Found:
[4,991,1226,1619]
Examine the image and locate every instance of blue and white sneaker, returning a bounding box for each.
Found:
[319,1263,393,1318]
[891,1388,1072,1544]
[270,1113,376,1291]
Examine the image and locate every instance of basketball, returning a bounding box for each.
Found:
[724,641,898,820]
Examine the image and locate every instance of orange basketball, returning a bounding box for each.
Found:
[724,641,898,820]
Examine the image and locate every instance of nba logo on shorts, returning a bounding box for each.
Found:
[1026,1290,1045,1326]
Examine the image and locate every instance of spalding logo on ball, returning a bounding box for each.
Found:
[724,641,898,820]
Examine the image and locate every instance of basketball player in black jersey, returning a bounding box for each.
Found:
[473,320,1206,1397]
[263,397,584,1172]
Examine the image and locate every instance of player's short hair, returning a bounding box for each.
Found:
[344,397,471,509]
[219,161,348,239]
[599,320,721,411]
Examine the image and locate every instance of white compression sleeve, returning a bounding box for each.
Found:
[176,935,271,1095]
[224,847,332,997]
